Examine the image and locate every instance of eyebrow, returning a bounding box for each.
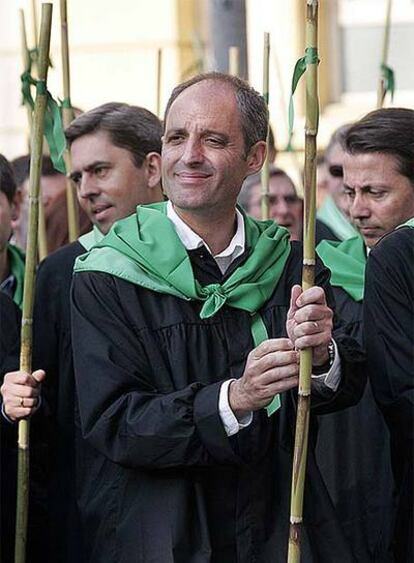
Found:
[70,160,111,180]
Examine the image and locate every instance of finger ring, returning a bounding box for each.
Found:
[20,397,25,407]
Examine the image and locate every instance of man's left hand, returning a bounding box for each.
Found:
[286,285,333,367]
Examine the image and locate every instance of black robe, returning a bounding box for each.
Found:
[71,241,365,563]
[31,240,87,563]
[364,226,414,563]
[315,286,395,562]
[0,293,21,562]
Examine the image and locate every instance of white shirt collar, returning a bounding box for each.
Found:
[166,200,245,273]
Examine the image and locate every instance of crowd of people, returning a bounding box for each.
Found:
[0,72,413,563]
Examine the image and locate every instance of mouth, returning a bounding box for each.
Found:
[175,172,212,184]
[91,204,113,221]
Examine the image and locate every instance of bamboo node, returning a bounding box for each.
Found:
[21,318,33,326]
[298,389,311,397]
[305,127,318,136]
[303,258,316,266]
[290,516,303,524]
[28,195,39,203]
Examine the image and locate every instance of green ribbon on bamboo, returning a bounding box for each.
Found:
[286,47,320,151]
[380,63,395,101]
[20,71,67,174]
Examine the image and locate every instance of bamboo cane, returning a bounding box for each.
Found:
[60,0,78,242]
[377,0,392,108]
[261,32,270,221]
[14,5,53,563]
[19,8,48,258]
[156,48,162,118]
[31,0,39,53]
[287,2,319,561]
[228,46,239,76]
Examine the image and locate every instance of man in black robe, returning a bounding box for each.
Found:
[70,73,365,562]
[364,221,414,563]
[0,102,164,562]
[315,108,414,562]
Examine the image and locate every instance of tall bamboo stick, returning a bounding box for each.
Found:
[31,0,39,53]
[287,2,319,561]
[377,0,392,108]
[261,32,270,221]
[228,46,240,76]
[15,5,53,562]
[60,0,78,242]
[156,48,162,118]
[19,7,48,258]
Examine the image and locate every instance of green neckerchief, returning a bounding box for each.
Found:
[317,235,366,302]
[397,217,414,229]
[317,195,359,241]
[7,243,25,309]
[75,202,292,416]
[78,226,105,251]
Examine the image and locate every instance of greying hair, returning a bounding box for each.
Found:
[164,72,268,154]
[65,102,162,168]
[344,108,414,187]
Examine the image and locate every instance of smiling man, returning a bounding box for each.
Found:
[0,102,164,562]
[68,73,364,563]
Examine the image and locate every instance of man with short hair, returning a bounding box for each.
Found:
[317,124,359,241]
[240,166,335,243]
[0,154,24,307]
[70,73,364,562]
[315,108,414,562]
[1,102,164,562]
[11,155,90,254]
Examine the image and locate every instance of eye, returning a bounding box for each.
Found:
[166,134,185,144]
[344,189,355,199]
[369,189,386,199]
[94,166,108,178]
[205,137,225,147]
[70,173,81,185]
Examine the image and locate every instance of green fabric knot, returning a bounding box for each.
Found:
[36,81,47,95]
[287,47,320,150]
[199,284,228,319]
[380,63,395,101]
[60,97,72,109]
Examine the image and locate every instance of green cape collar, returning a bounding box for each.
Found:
[74,202,292,319]
[78,226,105,251]
[317,235,366,302]
[317,195,359,241]
[7,243,25,308]
[397,217,414,229]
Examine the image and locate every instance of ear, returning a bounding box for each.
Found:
[143,152,162,189]
[10,189,22,225]
[245,141,267,177]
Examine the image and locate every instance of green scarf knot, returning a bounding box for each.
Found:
[199,284,228,319]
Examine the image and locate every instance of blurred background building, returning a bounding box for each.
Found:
[1,0,413,186]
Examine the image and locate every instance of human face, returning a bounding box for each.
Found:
[70,131,155,234]
[247,175,299,231]
[325,142,350,217]
[343,152,414,247]
[0,192,12,253]
[162,81,265,219]
[41,174,66,213]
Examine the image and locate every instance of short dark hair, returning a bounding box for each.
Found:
[65,102,162,168]
[344,108,414,186]
[164,72,268,154]
[238,166,297,210]
[11,155,61,188]
[0,154,17,202]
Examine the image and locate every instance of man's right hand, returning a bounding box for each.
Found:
[0,370,46,421]
[228,339,299,419]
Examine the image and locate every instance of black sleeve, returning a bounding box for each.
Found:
[71,272,247,470]
[0,293,21,377]
[311,255,366,414]
[363,228,414,440]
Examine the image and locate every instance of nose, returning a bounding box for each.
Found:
[77,173,100,200]
[181,137,204,166]
[350,191,370,220]
[270,198,288,220]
